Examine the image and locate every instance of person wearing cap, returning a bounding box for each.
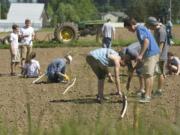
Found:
[86,48,125,103]
[121,42,145,96]
[46,55,72,83]
[123,17,160,103]
[102,19,115,48]
[146,16,170,96]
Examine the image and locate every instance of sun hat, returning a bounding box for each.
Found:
[147,17,159,26]
[65,55,73,63]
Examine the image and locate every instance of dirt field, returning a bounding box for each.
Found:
[0,46,179,133]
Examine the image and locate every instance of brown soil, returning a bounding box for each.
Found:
[0,46,179,133]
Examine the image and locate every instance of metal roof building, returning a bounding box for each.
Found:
[0,3,48,32]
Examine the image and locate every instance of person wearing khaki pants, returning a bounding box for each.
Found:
[20,45,32,64]
[19,19,35,69]
[123,18,160,103]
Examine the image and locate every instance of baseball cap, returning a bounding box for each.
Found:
[147,17,159,26]
[66,55,73,63]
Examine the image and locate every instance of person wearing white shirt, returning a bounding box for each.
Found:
[9,24,20,76]
[19,19,35,68]
[102,19,115,48]
[22,52,40,78]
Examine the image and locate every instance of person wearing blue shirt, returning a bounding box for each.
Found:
[47,55,72,83]
[123,18,160,103]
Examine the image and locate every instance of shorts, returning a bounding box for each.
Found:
[11,49,20,63]
[86,55,108,80]
[19,45,32,60]
[102,37,112,48]
[142,54,160,77]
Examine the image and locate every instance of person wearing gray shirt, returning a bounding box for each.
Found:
[122,42,145,96]
[147,16,170,95]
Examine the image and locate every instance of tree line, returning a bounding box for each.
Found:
[0,0,180,25]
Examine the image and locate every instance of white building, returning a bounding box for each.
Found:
[0,3,48,32]
[101,12,128,22]
[9,0,38,3]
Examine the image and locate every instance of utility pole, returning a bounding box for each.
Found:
[0,3,1,19]
[169,0,172,21]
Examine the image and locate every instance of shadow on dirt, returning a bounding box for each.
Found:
[49,97,121,104]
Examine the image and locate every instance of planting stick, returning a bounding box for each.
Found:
[120,95,128,118]
[32,73,46,84]
[63,77,76,95]
[58,72,67,78]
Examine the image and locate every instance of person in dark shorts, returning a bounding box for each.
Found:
[86,48,125,103]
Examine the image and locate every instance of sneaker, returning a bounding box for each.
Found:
[153,90,162,96]
[139,96,151,103]
[170,40,175,45]
[136,90,145,97]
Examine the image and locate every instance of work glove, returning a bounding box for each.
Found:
[64,74,70,81]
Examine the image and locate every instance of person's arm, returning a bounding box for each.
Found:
[159,28,166,53]
[37,62,41,75]
[32,28,35,40]
[9,35,15,56]
[176,64,180,75]
[126,61,134,91]
[112,26,115,40]
[137,38,149,60]
[109,54,122,96]
[159,42,164,53]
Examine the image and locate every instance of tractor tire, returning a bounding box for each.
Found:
[54,22,79,43]
[2,35,10,45]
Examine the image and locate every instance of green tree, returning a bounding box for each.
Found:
[47,0,97,26]
[126,0,147,21]
[172,0,180,22]
[73,0,98,20]
[0,0,10,19]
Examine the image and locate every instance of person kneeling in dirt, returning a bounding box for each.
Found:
[86,48,125,103]
[167,52,180,75]
[22,52,40,78]
[46,55,72,83]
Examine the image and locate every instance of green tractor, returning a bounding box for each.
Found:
[54,20,106,43]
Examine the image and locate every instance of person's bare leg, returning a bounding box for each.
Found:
[144,76,153,97]
[10,62,14,74]
[14,62,19,73]
[158,74,164,90]
[98,79,104,99]
[139,76,145,91]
